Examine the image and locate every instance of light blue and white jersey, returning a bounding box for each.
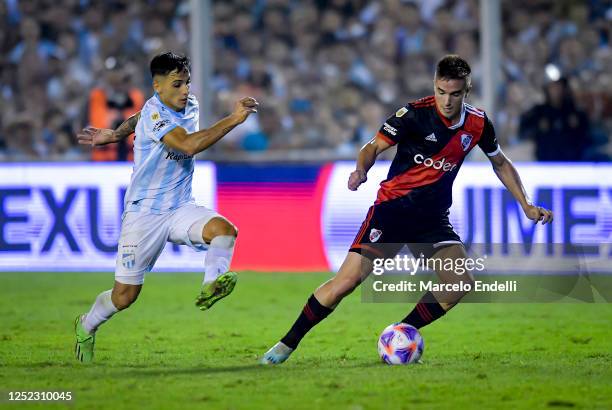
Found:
[124,93,199,214]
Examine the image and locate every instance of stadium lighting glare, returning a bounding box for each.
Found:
[545,64,561,81]
[105,57,117,70]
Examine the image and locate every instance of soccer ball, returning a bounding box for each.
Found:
[377,323,424,365]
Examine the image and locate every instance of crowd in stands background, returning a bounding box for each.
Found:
[0,0,609,162]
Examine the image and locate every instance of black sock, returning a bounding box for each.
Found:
[401,291,447,329]
[280,294,333,349]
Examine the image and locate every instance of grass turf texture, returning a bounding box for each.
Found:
[0,272,610,410]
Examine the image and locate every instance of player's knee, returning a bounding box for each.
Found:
[204,218,238,241]
[215,221,237,238]
[228,223,238,237]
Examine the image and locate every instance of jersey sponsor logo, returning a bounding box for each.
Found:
[414,153,458,172]
[153,119,170,133]
[165,151,193,161]
[369,228,382,243]
[461,133,473,151]
[425,133,437,142]
[383,123,397,136]
[396,107,408,117]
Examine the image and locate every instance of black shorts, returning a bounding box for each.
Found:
[349,199,462,260]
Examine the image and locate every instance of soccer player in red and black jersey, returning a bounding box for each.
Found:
[261,55,553,364]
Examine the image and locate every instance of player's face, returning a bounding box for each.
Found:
[434,77,470,121]
[154,69,191,111]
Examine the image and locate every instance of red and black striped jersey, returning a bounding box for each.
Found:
[375,95,499,210]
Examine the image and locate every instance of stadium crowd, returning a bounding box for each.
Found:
[0,0,610,161]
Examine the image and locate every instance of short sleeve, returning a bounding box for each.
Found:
[142,105,179,143]
[478,114,500,156]
[376,106,416,145]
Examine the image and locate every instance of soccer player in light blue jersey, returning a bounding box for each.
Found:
[74,52,258,362]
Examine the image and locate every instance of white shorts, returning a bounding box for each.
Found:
[115,202,220,285]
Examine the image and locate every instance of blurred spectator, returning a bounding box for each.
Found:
[43,108,86,161]
[2,115,42,161]
[88,65,144,161]
[519,78,591,161]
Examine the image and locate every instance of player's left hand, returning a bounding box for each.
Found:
[523,204,553,224]
[77,127,117,146]
[232,97,259,124]
[348,169,367,191]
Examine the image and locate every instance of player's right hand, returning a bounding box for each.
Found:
[232,97,259,124]
[348,169,367,191]
[77,127,117,146]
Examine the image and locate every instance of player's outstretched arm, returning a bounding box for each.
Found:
[488,150,553,224]
[77,111,141,146]
[348,135,392,191]
[161,97,258,156]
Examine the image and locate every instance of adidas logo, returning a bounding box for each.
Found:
[425,133,437,142]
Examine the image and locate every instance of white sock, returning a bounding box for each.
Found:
[82,290,118,334]
[203,235,235,284]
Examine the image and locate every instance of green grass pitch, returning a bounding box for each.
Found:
[0,272,610,409]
